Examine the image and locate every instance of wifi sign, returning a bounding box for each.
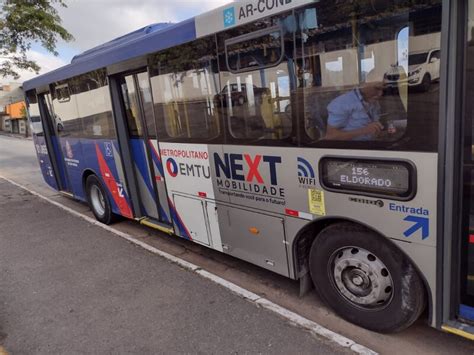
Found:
[297,157,317,186]
[298,158,315,178]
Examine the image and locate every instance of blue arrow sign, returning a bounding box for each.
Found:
[403,215,429,240]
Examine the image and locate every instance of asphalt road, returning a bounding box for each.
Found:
[0,179,349,354]
[0,134,473,353]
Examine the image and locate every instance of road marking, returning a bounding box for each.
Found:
[0,176,377,355]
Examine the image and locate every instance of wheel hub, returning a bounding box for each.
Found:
[351,274,365,287]
[90,185,105,217]
[330,247,394,309]
[342,268,371,297]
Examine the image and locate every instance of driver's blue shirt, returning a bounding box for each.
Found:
[327,88,380,141]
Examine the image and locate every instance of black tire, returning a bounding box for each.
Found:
[309,222,425,333]
[420,73,431,92]
[85,175,115,225]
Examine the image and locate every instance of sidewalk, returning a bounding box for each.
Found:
[0,179,347,354]
[0,131,32,140]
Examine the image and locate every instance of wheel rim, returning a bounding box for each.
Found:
[329,247,394,310]
[90,185,105,217]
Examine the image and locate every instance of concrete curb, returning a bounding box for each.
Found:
[0,132,32,140]
[0,175,378,355]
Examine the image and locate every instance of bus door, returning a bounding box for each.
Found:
[460,1,474,323]
[117,71,171,225]
[37,90,72,193]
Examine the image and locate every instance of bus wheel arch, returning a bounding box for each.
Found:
[293,218,433,333]
[81,169,97,196]
[82,170,116,225]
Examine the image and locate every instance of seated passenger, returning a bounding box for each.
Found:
[325,82,385,141]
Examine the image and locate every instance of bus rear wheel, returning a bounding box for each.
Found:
[309,222,425,333]
[86,175,115,225]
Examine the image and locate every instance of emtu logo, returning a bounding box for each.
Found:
[297,157,315,179]
[223,7,236,27]
[166,158,178,177]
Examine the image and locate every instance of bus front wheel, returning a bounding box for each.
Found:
[86,175,115,225]
[309,222,425,333]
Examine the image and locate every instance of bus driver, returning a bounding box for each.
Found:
[324,82,385,141]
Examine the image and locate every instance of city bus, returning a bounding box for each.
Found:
[22,0,474,338]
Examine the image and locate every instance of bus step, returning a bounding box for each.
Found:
[442,321,474,340]
[140,218,174,235]
[59,191,74,198]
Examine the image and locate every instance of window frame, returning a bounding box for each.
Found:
[120,73,145,138]
[73,69,117,140]
[51,80,84,138]
[54,84,71,103]
[26,90,45,137]
[225,25,285,74]
[148,36,224,144]
[294,2,442,153]
[217,12,298,148]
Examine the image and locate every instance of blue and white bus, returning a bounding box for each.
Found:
[23,0,474,338]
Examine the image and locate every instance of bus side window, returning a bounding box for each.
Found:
[120,75,144,137]
[75,70,116,139]
[218,22,293,143]
[148,36,221,142]
[51,82,82,137]
[26,91,43,136]
[296,2,441,150]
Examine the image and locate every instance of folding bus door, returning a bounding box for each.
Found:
[460,0,474,323]
[37,91,72,194]
[26,91,58,190]
[116,71,171,225]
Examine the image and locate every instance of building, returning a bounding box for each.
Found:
[0,83,27,136]
[5,100,27,135]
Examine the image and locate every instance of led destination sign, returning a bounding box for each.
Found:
[320,158,415,200]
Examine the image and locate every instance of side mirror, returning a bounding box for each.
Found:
[430,57,439,63]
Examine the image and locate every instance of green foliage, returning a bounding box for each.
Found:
[19,104,26,118]
[0,0,73,79]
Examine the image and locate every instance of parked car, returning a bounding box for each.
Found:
[29,116,43,135]
[384,49,440,92]
[215,83,270,107]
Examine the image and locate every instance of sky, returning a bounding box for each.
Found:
[11,0,233,82]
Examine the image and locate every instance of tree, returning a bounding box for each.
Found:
[0,0,73,80]
[19,104,26,118]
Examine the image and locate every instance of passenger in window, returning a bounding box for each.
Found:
[324,82,385,141]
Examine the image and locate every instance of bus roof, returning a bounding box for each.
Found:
[23,0,316,92]
[22,18,196,91]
